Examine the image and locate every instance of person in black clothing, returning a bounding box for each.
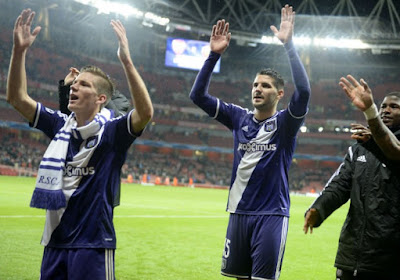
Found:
[59,67,130,117]
[303,91,400,280]
[340,74,400,161]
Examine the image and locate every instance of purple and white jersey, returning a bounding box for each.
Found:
[214,102,304,216]
[31,103,138,249]
[190,42,310,216]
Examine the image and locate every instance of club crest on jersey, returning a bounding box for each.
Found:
[85,136,98,149]
[264,119,277,132]
[45,107,55,114]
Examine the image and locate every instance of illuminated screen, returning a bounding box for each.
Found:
[165,37,221,73]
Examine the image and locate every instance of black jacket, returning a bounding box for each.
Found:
[309,130,400,275]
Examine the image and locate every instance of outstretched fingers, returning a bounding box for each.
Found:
[111,19,131,64]
[13,9,41,50]
[281,6,286,23]
[211,24,217,37]
[26,9,36,27]
[110,20,125,39]
[289,8,295,25]
[339,81,352,99]
[282,4,295,23]
[211,19,230,40]
[360,78,370,91]
[217,20,223,35]
[14,9,30,29]
[270,25,278,35]
[210,19,231,54]
[223,21,230,36]
[339,77,353,91]
[346,74,360,87]
[214,19,227,36]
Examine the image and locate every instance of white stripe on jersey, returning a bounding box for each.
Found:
[228,149,264,212]
[227,121,276,212]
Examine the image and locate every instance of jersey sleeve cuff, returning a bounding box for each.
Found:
[127,109,144,138]
[29,103,42,128]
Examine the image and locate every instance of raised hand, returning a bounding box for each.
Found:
[339,75,374,112]
[270,4,295,44]
[64,67,80,85]
[13,9,41,52]
[110,20,131,65]
[210,19,231,54]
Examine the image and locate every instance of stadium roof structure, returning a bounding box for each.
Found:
[9,0,397,58]
[69,0,400,52]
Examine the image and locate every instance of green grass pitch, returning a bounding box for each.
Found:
[0,175,349,279]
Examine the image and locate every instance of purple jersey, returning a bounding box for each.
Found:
[190,42,310,216]
[218,103,304,215]
[31,103,138,249]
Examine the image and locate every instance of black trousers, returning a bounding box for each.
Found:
[336,269,398,280]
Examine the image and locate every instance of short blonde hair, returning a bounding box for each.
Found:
[80,65,115,108]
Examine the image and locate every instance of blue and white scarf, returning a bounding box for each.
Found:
[30,108,112,210]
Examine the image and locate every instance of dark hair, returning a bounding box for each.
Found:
[257,68,284,90]
[80,65,115,107]
[385,92,400,99]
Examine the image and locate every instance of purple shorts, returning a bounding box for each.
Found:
[221,213,289,280]
[40,247,115,280]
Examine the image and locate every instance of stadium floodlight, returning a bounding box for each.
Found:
[293,36,312,46]
[260,35,369,49]
[74,0,143,18]
[73,0,169,26]
[260,35,281,45]
[144,12,170,26]
[313,37,370,49]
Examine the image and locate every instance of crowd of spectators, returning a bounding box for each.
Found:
[0,133,45,171]
[0,127,340,192]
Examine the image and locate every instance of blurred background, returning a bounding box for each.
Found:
[1,0,400,192]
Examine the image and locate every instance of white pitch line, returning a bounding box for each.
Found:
[0,215,44,218]
[0,215,227,219]
[114,215,227,218]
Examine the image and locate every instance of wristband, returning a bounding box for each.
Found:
[363,104,379,121]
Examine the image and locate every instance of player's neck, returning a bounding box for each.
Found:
[254,108,276,121]
[75,111,98,127]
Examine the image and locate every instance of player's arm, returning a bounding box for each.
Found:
[340,75,400,160]
[189,19,231,115]
[304,146,354,234]
[271,5,311,117]
[110,20,153,134]
[6,9,41,123]
[366,116,400,160]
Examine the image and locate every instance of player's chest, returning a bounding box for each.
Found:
[235,117,278,143]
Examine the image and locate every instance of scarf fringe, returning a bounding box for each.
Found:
[30,185,67,210]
